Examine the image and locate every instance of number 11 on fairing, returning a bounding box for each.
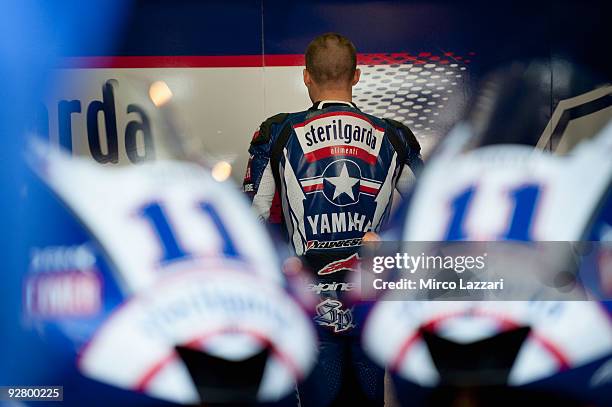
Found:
[444,184,541,241]
[139,201,239,264]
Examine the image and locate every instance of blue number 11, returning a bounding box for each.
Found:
[140,201,238,264]
[444,184,541,241]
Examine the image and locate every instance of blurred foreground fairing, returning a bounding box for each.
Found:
[24,144,316,405]
[363,60,612,406]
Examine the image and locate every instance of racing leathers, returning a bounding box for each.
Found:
[243,100,422,406]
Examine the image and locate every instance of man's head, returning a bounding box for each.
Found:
[303,33,360,102]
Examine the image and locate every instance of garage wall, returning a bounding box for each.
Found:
[38,0,612,182]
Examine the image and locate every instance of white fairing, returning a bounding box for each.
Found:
[364,301,612,387]
[364,123,612,387]
[34,145,282,292]
[403,124,612,241]
[31,144,317,403]
[78,269,317,403]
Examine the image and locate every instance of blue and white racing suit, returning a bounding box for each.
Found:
[244,100,422,406]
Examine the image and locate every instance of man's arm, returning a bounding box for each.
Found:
[243,113,289,224]
[384,118,424,195]
[396,144,423,193]
[244,132,276,222]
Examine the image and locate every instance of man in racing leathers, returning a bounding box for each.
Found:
[243,33,422,406]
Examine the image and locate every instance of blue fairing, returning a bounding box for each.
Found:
[10,167,174,406]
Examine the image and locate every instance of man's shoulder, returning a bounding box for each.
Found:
[250,111,308,145]
[256,107,398,133]
[353,109,387,126]
[303,106,403,131]
[251,108,419,150]
[379,116,421,155]
[350,110,420,154]
[295,105,390,129]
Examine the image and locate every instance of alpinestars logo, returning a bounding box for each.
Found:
[300,159,382,207]
[318,253,360,275]
[313,298,355,333]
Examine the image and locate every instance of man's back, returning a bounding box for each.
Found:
[244,101,421,260]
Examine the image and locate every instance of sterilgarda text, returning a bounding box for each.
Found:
[303,119,377,149]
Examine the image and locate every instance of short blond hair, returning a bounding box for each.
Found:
[305,33,357,85]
